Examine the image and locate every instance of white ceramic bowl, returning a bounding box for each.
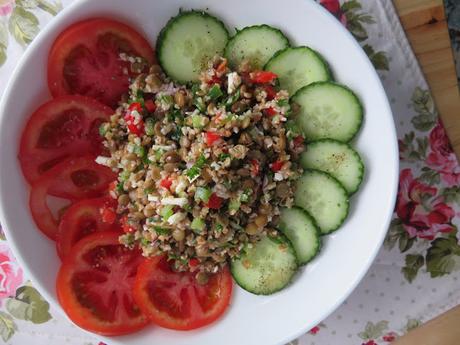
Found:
[0,0,399,344]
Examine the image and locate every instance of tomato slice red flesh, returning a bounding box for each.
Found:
[57,197,120,259]
[56,232,148,335]
[133,255,233,330]
[18,95,112,184]
[48,18,154,108]
[30,156,116,240]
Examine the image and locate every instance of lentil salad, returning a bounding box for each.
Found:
[99,56,306,276]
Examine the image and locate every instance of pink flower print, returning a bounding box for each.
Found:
[0,242,23,305]
[320,0,340,13]
[362,341,378,345]
[396,169,455,240]
[0,0,14,16]
[426,121,460,187]
[309,325,320,334]
[383,331,398,342]
[320,0,348,26]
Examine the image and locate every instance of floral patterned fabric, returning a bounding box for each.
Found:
[1,0,460,344]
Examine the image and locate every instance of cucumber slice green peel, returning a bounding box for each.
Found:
[157,10,229,84]
[292,81,364,143]
[264,46,332,95]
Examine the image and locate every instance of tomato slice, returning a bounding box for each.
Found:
[56,231,148,335]
[56,197,120,259]
[48,18,154,108]
[18,95,112,184]
[133,255,233,330]
[30,156,116,240]
[48,156,116,199]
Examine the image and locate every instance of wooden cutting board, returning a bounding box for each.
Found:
[394,0,460,159]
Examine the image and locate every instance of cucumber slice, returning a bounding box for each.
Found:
[265,46,331,95]
[278,207,321,265]
[294,170,349,235]
[231,235,297,295]
[157,11,229,83]
[225,25,289,70]
[292,82,363,142]
[300,139,364,194]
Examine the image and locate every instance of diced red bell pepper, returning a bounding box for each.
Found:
[249,71,278,84]
[160,177,173,190]
[205,131,221,146]
[293,135,305,147]
[100,206,117,224]
[189,258,200,268]
[207,193,223,209]
[250,159,260,176]
[108,181,118,193]
[264,85,277,100]
[127,122,144,136]
[270,160,284,172]
[144,99,156,112]
[128,102,143,113]
[124,110,144,136]
[207,74,221,85]
[121,215,136,233]
[264,107,277,117]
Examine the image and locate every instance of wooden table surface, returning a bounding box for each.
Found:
[391,0,460,343]
[394,0,460,158]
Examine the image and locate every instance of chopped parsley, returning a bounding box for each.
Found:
[116,182,124,193]
[154,226,170,236]
[185,154,207,181]
[277,98,289,107]
[144,187,154,195]
[225,89,240,109]
[208,84,223,100]
[99,123,108,137]
[218,153,231,161]
[215,223,224,232]
[193,97,206,113]
[159,94,173,106]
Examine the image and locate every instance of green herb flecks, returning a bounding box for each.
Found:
[195,186,212,203]
[160,205,174,221]
[208,84,223,101]
[145,117,156,136]
[186,154,207,182]
[99,123,108,137]
[154,226,170,236]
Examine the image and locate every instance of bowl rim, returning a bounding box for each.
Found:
[0,0,399,343]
